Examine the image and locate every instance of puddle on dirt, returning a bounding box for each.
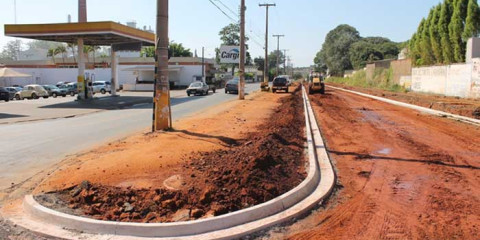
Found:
[376,148,392,155]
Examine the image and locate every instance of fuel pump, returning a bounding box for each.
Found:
[84,72,94,99]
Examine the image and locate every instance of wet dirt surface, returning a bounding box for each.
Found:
[35,86,306,223]
[263,88,480,240]
[329,83,480,119]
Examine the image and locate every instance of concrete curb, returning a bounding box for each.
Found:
[12,87,336,239]
[329,86,480,126]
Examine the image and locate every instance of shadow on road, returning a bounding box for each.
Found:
[0,113,29,119]
[329,150,480,170]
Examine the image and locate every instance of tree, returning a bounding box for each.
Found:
[349,41,383,70]
[169,42,193,57]
[414,19,426,65]
[462,0,480,40]
[313,51,328,73]
[68,43,77,63]
[56,45,67,63]
[320,24,360,76]
[449,0,466,62]
[216,23,251,74]
[439,0,454,63]
[421,9,435,65]
[47,48,57,63]
[1,40,22,60]
[254,57,265,71]
[430,4,444,63]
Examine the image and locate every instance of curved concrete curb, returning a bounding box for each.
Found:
[329,85,480,126]
[12,87,335,239]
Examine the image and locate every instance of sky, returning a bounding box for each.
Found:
[0,0,442,67]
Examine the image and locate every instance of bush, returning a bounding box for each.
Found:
[326,68,407,93]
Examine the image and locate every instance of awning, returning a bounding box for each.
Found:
[0,68,32,78]
[4,21,155,46]
[122,66,183,72]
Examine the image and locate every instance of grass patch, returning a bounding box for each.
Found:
[326,68,407,93]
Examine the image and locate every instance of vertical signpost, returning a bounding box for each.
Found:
[239,0,246,100]
[153,0,172,131]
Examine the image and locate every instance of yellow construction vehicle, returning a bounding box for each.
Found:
[307,72,325,94]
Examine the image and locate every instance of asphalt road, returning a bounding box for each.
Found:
[0,83,258,190]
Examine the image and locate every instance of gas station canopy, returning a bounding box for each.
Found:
[4,21,155,47]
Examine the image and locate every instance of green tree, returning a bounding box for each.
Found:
[1,40,22,61]
[430,4,444,63]
[414,19,426,65]
[47,48,57,63]
[313,51,328,73]
[439,0,454,63]
[67,43,77,63]
[320,24,360,76]
[349,41,383,70]
[253,56,265,71]
[168,42,193,57]
[421,10,435,65]
[449,0,466,62]
[462,0,480,40]
[56,45,67,63]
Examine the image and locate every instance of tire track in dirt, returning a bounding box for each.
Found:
[277,89,480,240]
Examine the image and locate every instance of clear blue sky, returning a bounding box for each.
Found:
[0,0,442,67]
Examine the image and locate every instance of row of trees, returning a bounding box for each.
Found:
[409,0,480,66]
[140,42,193,58]
[314,24,401,76]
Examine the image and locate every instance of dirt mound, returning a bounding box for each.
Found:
[38,86,306,223]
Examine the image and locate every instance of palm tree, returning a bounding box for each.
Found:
[56,45,67,63]
[67,43,77,63]
[83,45,93,63]
[47,48,56,64]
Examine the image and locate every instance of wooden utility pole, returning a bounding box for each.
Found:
[153,0,172,131]
[239,0,246,100]
[283,49,288,75]
[259,3,275,88]
[273,34,284,77]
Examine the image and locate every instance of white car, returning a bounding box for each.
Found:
[14,85,49,100]
[92,81,112,94]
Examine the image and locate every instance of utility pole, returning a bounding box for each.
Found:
[153,0,172,131]
[272,34,284,77]
[283,49,288,75]
[239,0,246,100]
[259,3,275,89]
[202,47,205,82]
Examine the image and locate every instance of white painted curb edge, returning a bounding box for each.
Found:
[11,87,336,239]
[328,85,480,126]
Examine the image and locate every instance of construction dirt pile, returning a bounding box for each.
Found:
[329,83,480,119]
[36,86,306,223]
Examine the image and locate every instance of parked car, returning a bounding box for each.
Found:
[60,83,78,96]
[92,81,111,94]
[272,76,289,93]
[0,87,10,102]
[14,84,49,100]
[43,85,68,98]
[225,77,240,94]
[56,82,71,87]
[5,87,20,100]
[186,81,210,96]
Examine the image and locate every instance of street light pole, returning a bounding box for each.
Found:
[259,3,275,89]
[272,34,284,77]
[153,0,172,131]
[239,0,246,100]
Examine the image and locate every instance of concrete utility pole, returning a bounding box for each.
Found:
[153,0,172,131]
[272,34,284,77]
[259,3,275,88]
[202,47,205,82]
[239,0,246,100]
[77,0,87,100]
[283,49,288,75]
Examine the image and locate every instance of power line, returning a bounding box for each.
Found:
[208,0,237,23]
[214,0,238,17]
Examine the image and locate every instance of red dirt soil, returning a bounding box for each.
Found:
[273,88,480,240]
[36,86,306,223]
[328,83,480,119]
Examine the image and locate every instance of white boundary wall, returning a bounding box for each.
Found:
[412,58,480,98]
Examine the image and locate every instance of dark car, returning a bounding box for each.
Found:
[5,87,20,100]
[0,87,10,102]
[43,85,68,98]
[225,78,239,94]
[272,76,289,93]
[59,83,78,96]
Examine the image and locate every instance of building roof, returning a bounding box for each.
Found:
[169,57,216,64]
[4,21,155,46]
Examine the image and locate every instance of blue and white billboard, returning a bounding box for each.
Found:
[220,45,245,64]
